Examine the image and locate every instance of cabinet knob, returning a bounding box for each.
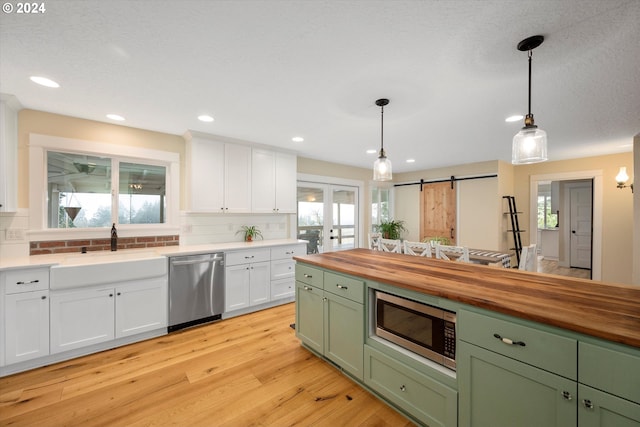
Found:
[400,385,406,392]
[109,294,114,297]
[117,292,121,296]
[41,295,47,300]
[561,391,572,401]
[582,399,594,410]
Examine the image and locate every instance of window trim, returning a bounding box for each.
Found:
[29,133,180,241]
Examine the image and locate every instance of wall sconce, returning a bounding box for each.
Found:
[615,167,634,193]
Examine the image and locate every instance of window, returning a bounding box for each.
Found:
[537,194,558,229]
[371,186,391,231]
[30,133,179,237]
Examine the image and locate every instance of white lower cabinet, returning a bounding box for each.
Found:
[51,277,167,354]
[225,261,270,311]
[5,290,50,364]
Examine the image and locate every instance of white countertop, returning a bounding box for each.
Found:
[0,239,306,271]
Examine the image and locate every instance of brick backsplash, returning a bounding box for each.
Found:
[30,235,179,255]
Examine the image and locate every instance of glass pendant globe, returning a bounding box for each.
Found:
[512,127,548,164]
[373,156,393,181]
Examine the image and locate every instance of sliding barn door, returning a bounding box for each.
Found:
[420,181,457,244]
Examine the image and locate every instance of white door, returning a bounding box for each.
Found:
[570,184,592,269]
[225,264,250,312]
[249,261,271,306]
[4,290,49,364]
[115,277,168,338]
[297,182,359,253]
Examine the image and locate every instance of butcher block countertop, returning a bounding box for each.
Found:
[294,249,640,349]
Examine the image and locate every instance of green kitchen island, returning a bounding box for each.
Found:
[294,249,640,427]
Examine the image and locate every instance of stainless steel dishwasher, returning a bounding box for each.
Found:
[168,253,224,332]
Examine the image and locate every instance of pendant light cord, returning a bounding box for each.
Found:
[527,50,533,116]
[380,104,384,152]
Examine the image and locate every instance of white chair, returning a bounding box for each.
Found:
[519,244,537,271]
[368,233,381,250]
[435,244,470,262]
[403,241,432,257]
[379,238,402,253]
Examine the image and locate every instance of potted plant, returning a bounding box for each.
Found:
[237,225,263,242]
[375,219,407,240]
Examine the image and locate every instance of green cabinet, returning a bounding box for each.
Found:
[458,340,577,427]
[295,266,365,380]
[578,384,640,427]
[365,345,457,427]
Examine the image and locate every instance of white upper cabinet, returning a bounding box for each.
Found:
[251,149,297,214]
[186,133,251,213]
[186,131,296,214]
[0,94,19,212]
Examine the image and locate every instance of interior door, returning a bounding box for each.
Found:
[420,181,457,244]
[330,186,357,251]
[570,184,592,269]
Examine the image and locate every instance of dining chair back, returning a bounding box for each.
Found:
[403,241,432,257]
[435,244,470,262]
[519,244,537,271]
[368,233,382,250]
[379,238,402,253]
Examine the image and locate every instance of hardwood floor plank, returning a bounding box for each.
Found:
[0,303,413,427]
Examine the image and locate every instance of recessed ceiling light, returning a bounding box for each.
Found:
[30,76,60,88]
[505,114,524,123]
[106,114,125,121]
[292,136,304,142]
[198,115,214,122]
[406,159,416,163]
[366,149,377,154]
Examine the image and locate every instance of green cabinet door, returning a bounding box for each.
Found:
[578,384,640,427]
[295,281,324,354]
[324,291,364,380]
[458,341,577,427]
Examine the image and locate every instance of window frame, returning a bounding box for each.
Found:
[29,133,180,241]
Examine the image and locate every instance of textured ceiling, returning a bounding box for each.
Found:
[1,0,639,173]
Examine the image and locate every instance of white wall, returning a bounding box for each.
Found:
[458,177,500,250]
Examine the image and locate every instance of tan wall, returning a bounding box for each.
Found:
[633,134,639,285]
[17,110,185,208]
[513,152,634,285]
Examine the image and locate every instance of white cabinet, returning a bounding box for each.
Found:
[224,249,271,312]
[269,243,306,300]
[50,277,167,354]
[0,94,19,212]
[251,149,297,213]
[3,267,50,365]
[186,134,251,213]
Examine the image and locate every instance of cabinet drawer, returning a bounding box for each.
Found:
[271,277,294,300]
[579,341,640,404]
[225,249,270,266]
[270,244,306,260]
[458,310,577,380]
[295,264,323,288]
[4,268,50,294]
[364,345,457,427]
[323,272,364,304]
[271,259,295,280]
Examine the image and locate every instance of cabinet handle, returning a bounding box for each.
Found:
[285,251,294,255]
[582,399,594,410]
[245,255,255,259]
[117,292,121,296]
[109,294,114,297]
[400,385,406,392]
[41,295,47,300]
[493,333,526,347]
[16,279,40,285]
[561,391,572,401]
[303,274,312,278]
[303,286,313,291]
[336,284,348,290]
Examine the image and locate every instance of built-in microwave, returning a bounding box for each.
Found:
[374,291,456,370]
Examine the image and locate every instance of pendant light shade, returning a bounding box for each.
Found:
[512,35,548,165]
[373,98,392,181]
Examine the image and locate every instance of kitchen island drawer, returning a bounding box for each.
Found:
[364,345,457,427]
[4,268,50,294]
[458,309,577,380]
[225,249,270,266]
[295,265,323,288]
[579,341,640,404]
[323,272,364,303]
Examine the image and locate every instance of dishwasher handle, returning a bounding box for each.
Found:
[170,254,224,266]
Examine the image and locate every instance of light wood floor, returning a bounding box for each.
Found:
[537,258,592,279]
[0,303,413,427]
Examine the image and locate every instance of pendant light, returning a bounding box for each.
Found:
[512,35,548,164]
[373,98,392,181]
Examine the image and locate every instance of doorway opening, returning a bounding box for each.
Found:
[530,171,602,280]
